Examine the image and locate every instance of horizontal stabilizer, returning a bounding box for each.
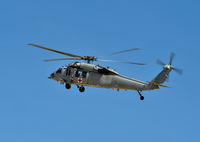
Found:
[148,81,172,88]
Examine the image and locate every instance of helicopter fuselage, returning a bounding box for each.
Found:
[49,62,159,91]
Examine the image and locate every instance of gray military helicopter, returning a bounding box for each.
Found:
[28,43,182,100]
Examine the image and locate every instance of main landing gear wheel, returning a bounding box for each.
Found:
[65,83,71,89]
[137,91,144,100]
[79,86,85,92]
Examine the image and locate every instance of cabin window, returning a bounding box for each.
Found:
[82,71,87,78]
[75,70,81,77]
[75,70,87,78]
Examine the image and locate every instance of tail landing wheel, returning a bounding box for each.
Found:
[140,95,144,100]
[138,91,144,100]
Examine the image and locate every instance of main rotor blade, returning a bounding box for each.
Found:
[101,48,140,58]
[28,43,82,58]
[98,59,145,65]
[169,52,175,65]
[173,67,183,74]
[44,58,82,62]
[157,59,165,66]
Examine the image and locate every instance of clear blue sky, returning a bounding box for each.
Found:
[0,0,199,141]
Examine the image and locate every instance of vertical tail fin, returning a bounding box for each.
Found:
[152,67,171,84]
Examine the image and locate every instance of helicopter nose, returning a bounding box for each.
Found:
[48,73,55,79]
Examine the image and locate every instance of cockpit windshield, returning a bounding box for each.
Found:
[56,68,62,73]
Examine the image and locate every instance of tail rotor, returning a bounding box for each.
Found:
[157,52,183,76]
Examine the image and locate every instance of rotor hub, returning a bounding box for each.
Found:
[81,56,98,61]
[164,64,172,70]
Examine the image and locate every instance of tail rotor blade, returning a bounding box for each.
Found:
[157,59,165,66]
[173,67,183,75]
[169,52,175,65]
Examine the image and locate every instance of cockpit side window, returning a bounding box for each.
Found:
[56,68,62,73]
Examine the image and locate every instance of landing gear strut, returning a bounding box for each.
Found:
[138,91,144,100]
[77,85,85,92]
